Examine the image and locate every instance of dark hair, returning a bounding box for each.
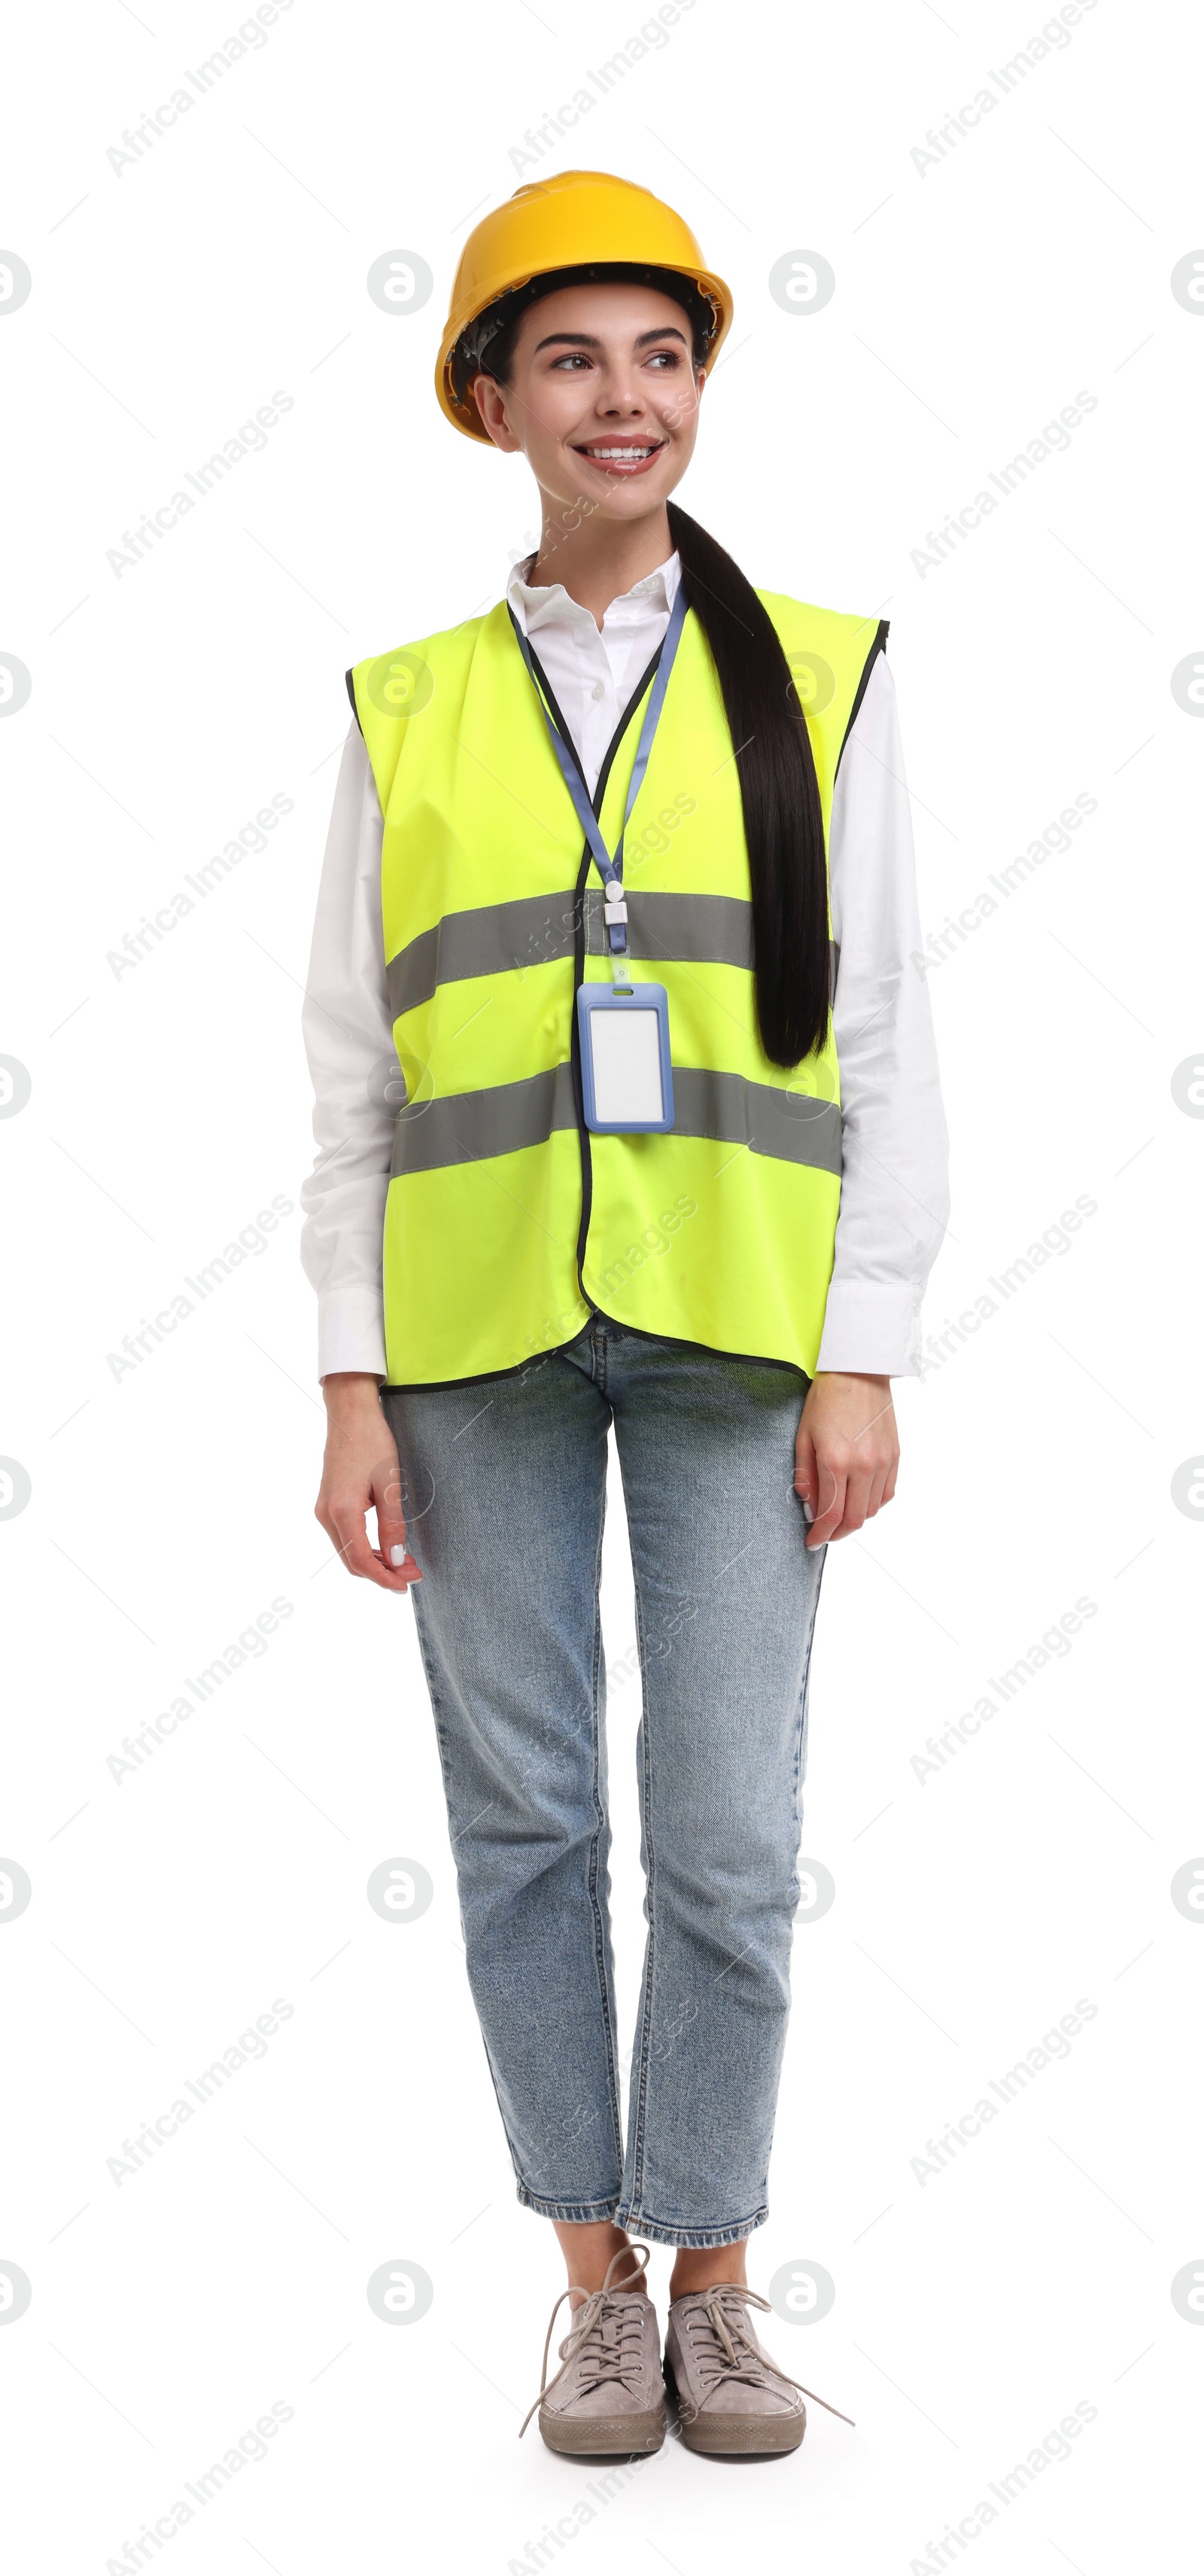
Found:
[470,274,831,1067]
[664,502,829,1067]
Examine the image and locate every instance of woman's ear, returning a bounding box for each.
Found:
[472,374,522,452]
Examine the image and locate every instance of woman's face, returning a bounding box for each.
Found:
[473,281,705,523]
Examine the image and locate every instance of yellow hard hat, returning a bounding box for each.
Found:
[436,169,733,440]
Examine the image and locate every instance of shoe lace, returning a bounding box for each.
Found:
[519,2243,652,2439]
[680,2285,855,2426]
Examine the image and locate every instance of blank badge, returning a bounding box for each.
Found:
[577,983,675,1134]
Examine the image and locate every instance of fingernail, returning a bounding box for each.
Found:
[389,1544,409,1567]
[801,1501,814,1524]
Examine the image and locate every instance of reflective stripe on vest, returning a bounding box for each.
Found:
[353,592,886,1387]
[391,1063,841,1181]
[387,892,839,1020]
[387,888,756,1019]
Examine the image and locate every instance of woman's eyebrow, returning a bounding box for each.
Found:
[531,326,689,355]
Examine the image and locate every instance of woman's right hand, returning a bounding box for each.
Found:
[315,1373,421,1592]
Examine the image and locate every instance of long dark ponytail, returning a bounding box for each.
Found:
[469,277,832,1067]
[665,501,829,1067]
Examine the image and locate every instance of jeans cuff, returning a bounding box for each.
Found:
[516,2182,622,2224]
[614,2202,768,2249]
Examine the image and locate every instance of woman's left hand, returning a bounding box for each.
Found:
[794,1372,898,1551]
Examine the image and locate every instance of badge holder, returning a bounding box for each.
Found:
[577,883,674,1134]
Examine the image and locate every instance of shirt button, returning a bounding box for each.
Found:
[591,681,605,701]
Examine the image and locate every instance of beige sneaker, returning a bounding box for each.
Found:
[521,2245,666,2456]
[664,2283,853,2457]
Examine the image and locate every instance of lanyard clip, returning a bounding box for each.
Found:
[604,876,628,958]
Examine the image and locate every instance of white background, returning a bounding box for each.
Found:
[2,2,1202,2568]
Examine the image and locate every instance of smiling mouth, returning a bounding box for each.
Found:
[573,440,666,474]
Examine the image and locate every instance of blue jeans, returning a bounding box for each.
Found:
[383,1319,825,2249]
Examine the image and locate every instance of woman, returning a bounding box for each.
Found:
[302,169,948,2460]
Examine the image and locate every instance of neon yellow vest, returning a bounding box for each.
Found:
[351,592,886,1387]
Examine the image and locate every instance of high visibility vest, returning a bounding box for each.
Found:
[350,592,886,1387]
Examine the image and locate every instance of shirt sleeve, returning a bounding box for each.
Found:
[299,721,394,1381]
[815,652,950,1378]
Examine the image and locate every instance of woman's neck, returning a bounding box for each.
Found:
[525,500,673,629]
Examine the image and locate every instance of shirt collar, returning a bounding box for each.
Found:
[506,549,680,633]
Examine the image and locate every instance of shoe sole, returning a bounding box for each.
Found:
[539,2405,665,2457]
[663,2358,806,2457]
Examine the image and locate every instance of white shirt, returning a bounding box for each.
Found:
[300,553,949,1380]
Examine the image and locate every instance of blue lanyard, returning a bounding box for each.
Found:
[511,580,689,964]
